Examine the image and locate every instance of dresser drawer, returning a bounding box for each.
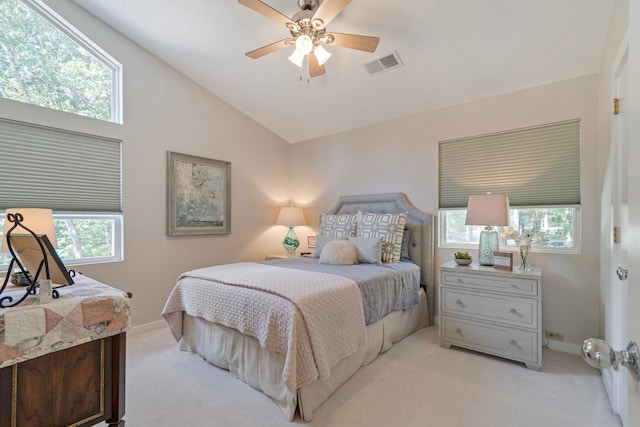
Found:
[441,315,538,364]
[441,270,538,296]
[442,288,538,329]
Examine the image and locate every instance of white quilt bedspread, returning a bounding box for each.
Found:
[162,262,365,393]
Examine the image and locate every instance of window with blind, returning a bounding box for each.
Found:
[438,120,581,252]
[0,118,123,268]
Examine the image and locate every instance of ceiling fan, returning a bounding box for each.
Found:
[239,0,380,77]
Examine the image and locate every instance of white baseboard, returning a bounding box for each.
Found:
[546,339,582,355]
[127,320,167,337]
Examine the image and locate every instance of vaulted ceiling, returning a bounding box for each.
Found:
[73,0,613,143]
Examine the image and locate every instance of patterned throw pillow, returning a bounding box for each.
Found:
[320,213,358,237]
[356,211,407,263]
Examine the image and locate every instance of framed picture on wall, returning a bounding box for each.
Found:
[307,235,317,248]
[167,151,231,236]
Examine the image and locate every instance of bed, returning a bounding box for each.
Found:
[162,193,434,421]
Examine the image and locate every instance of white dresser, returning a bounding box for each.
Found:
[439,261,542,370]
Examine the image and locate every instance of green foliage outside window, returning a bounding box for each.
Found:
[0,0,112,120]
[0,217,116,267]
[442,207,576,249]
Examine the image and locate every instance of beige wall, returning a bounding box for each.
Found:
[0,0,291,327]
[290,74,601,352]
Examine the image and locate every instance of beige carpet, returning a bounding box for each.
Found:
[118,326,621,427]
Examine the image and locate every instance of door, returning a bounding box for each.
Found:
[626,3,640,423]
[601,44,629,425]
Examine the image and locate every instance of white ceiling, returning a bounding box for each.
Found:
[73,0,612,143]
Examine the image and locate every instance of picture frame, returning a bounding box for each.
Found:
[167,151,231,236]
[493,251,513,271]
[307,235,317,248]
[10,234,74,286]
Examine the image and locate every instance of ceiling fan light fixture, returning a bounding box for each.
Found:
[288,48,305,67]
[314,44,331,66]
[295,34,313,55]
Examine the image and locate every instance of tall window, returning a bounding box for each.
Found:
[0,118,123,268]
[439,120,581,253]
[0,0,122,123]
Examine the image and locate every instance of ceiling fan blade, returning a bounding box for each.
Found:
[245,39,293,59]
[328,32,380,53]
[307,53,326,77]
[313,0,351,27]
[238,0,294,27]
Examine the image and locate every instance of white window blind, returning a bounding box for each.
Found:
[0,118,122,212]
[439,120,580,208]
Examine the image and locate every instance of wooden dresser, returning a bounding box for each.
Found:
[0,275,130,426]
[439,261,542,370]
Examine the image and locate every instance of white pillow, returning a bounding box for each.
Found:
[319,240,358,265]
[313,235,348,258]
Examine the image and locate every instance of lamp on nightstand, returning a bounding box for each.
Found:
[465,193,510,266]
[276,206,305,257]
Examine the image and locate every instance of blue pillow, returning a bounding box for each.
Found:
[400,229,411,262]
[348,236,383,264]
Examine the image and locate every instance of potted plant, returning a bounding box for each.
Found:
[454,251,472,266]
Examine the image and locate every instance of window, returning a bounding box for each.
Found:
[439,120,581,252]
[0,213,122,268]
[439,207,580,253]
[0,118,123,269]
[0,0,122,123]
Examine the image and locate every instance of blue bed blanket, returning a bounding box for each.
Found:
[262,256,420,324]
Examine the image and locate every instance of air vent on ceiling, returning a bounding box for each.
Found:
[362,50,404,76]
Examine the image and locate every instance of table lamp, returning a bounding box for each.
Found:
[276,206,305,257]
[465,194,510,266]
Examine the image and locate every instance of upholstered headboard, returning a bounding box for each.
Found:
[328,193,435,325]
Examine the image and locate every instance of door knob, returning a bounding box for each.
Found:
[616,266,628,281]
[581,338,640,381]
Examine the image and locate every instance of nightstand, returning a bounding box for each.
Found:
[265,253,289,260]
[439,261,542,370]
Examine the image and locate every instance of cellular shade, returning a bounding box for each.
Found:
[0,118,122,212]
[439,120,580,208]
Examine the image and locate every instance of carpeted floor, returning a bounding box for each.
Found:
[116,325,621,427]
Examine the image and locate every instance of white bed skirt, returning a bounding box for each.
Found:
[178,288,428,421]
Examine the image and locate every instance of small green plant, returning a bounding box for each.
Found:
[454,251,472,260]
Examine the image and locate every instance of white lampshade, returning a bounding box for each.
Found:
[313,45,331,66]
[288,49,305,67]
[276,206,305,226]
[465,194,510,227]
[1,208,58,252]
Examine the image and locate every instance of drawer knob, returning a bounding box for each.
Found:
[456,300,464,306]
[457,278,463,283]
[510,308,517,314]
[456,328,463,334]
[511,283,518,288]
[510,340,518,346]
